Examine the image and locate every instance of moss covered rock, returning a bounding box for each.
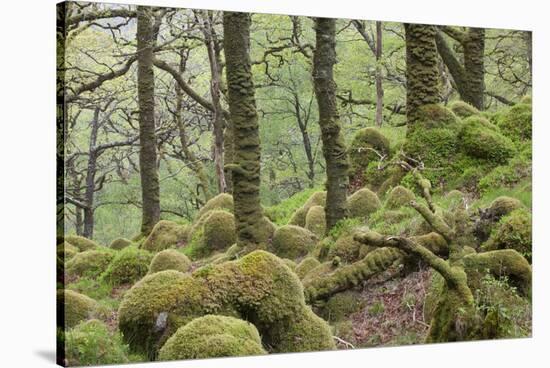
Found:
[271,225,318,260]
[459,116,515,164]
[197,193,234,220]
[65,248,115,279]
[186,210,237,259]
[416,104,460,128]
[482,208,532,261]
[327,235,369,264]
[110,238,132,250]
[142,220,189,253]
[498,103,532,142]
[59,289,99,328]
[349,127,390,176]
[487,196,524,219]
[347,188,381,219]
[118,251,334,358]
[101,247,153,286]
[65,235,100,251]
[58,241,79,260]
[449,101,480,118]
[149,249,192,274]
[318,291,363,322]
[295,257,321,279]
[305,205,326,238]
[385,185,415,209]
[158,315,266,360]
[65,319,129,366]
[289,191,327,227]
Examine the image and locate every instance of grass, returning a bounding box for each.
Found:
[264,186,323,225]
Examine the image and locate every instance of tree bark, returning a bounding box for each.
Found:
[313,17,350,231]
[82,108,100,238]
[223,11,266,248]
[404,24,440,130]
[137,6,161,235]
[375,21,384,127]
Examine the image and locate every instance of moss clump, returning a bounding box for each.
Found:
[149,249,192,274]
[385,185,415,209]
[416,103,460,128]
[295,257,321,279]
[158,315,266,360]
[497,103,532,142]
[459,116,515,164]
[349,127,390,176]
[203,210,237,252]
[65,235,100,251]
[58,241,79,260]
[305,205,326,238]
[118,251,334,358]
[347,188,381,219]
[59,289,99,328]
[327,235,368,264]
[482,208,532,261]
[487,196,524,218]
[65,319,129,366]
[318,291,364,322]
[271,225,318,260]
[282,258,297,270]
[142,220,189,252]
[197,193,234,220]
[101,247,153,286]
[110,238,133,250]
[65,248,115,279]
[449,101,480,118]
[289,191,327,227]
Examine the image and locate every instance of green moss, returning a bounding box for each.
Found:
[110,238,133,250]
[197,193,234,220]
[65,319,129,366]
[288,191,327,227]
[282,258,297,270]
[385,185,415,209]
[482,208,532,261]
[271,225,318,260]
[149,249,192,274]
[486,196,524,218]
[479,156,532,195]
[416,103,460,128]
[65,248,115,279]
[319,291,363,322]
[347,188,381,219]
[59,289,99,328]
[264,187,323,226]
[411,232,448,257]
[142,220,189,252]
[327,235,369,264]
[449,100,480,118]
[459,116,515,164]
[305,205,326,238]
[349,127,391,176]
[203,210,237,252]
[101,247,153,286]
[520,95,532,105]
[58,241,79,260]
[65,235,100,251]
[497,103,532,142]
[295,257,321,279]
[158,315,266,360]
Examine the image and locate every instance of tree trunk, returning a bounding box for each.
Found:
[404,23,440,129]
[223,11,266,248]
[137,6,160,235]
[313,17,350,231]
[462,28,485,110]
[293,92,315,188]
[82,108,100,239]
[375,21,384,127]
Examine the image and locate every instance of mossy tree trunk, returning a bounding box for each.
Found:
[313,17,350,231]
[137,6,160,235]
[404,23,440,130]
[435,27,485,110]
[223,12,265,248]
[82,108,100,238]
[375,21,384,127]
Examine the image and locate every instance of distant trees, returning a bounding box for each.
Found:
[313,17,350,230]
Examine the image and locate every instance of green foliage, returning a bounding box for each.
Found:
[101,246,153,287]
[497,103,532,142]
[65,248,116,279]
[478,150,532,194]
[158,315,266,360]
[65,319,130,366]
[149,249,192,274]
[264,187,322,226]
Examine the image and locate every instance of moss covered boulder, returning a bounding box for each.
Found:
[305,205,326,238]
[327,235,369,264]
[109,238,133,250]
[385,185,415,209]
[459,116,515,164]
[142,220,189,253]
[416,103,461,128]
[482,208,532,261]
[65,235,100,252]
[347,188,381,219]
[498,103,532,142]
[295,257,321,279]
[349,127,390,177]
[289,191,327,227]
[58,241,79,260]
[449,101,479,118]
[118,251,335,358]
[149,249,192,274]
[158,315,266,360]
[197,193,234,220]
[101,247,153,286]
[65,248,115,279]
[65,319,129,366]
[474,196,525,243]
[271,225,318,260]
[59,289,99,328]
[318,291,364,322]
[186,210,237,259]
